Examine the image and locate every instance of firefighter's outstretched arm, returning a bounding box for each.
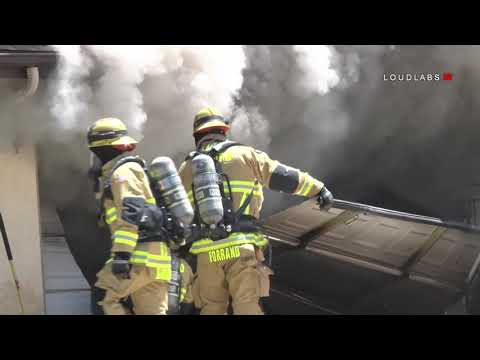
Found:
[110,163,149,277]
[248,149,334,210]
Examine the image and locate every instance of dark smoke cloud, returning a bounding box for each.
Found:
[241,45,480,220]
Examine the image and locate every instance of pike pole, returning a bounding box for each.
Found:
[0,212,25,314]
[332,199,480,234]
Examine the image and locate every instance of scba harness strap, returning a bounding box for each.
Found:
[187,141,260,240]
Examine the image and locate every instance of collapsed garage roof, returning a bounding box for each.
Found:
[262,198,480,314]
[0,45,57,78]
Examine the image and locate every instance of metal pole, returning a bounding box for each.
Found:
[0,212,25,314]
[332,199,480,234]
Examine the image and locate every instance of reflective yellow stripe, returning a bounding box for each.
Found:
[112,230,138,248]
[255,235,269,247]
[227,180,256,187]
[105,207,118,224]
[191,239,255,254]
[130,258,171,265]
[187,191,194,206]
[146,197,156,205]
[130,250,172,281]
[114,230,139,240]
[190,232,269,255]
[302,177,316,197]
[148,254,171,261]
[148,262,171,268]
[297,178,310,196]
[114,238,137,247]
[158,242,170,257]
[180,262,185,273]
[224,181,261,191]
[180,288,187,302]
[190,235,257,254]
[105,215,118,224]
[133,250,149,256]
[156,270,172,281]
[239,192,248,212]
[131,250,171,263]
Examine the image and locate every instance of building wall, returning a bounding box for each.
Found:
[0,144,44,314]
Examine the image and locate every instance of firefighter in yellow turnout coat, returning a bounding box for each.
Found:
[88,118,173,315]
[179,107,334,315]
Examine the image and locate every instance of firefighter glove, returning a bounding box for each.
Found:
[317,186,334,211]
[112,252,132,279]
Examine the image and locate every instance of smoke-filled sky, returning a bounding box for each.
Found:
[2,45,479,221]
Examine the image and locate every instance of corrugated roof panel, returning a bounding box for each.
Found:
[262,198,480,290]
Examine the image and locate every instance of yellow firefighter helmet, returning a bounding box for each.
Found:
[87,118,138,148]
[193,107,231,134]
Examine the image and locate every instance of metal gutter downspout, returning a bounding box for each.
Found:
[16,66,39,103]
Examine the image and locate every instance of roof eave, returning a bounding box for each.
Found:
[0,51,58,79]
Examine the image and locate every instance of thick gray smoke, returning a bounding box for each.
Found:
[1,45,478,222]
[239,45,480,219]
[234,45,366,214]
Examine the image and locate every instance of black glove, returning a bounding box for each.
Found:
[179,302,197,315]
[317,186,334,211]
[112,252,132,279]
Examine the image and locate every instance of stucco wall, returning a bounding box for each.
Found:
[0,144,44,314]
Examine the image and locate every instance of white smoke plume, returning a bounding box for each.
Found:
[50,45,93,133]
[47,45,245,158]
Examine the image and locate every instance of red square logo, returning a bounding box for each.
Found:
[443,72,453,81]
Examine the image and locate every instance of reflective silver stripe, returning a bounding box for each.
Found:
[114,239,136,247]
[114,234,137,241]
[147,259,171,265]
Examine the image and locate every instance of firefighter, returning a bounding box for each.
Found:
[88,118,172,315]
[179,107,334,315]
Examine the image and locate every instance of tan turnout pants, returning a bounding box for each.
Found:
[95,262,169,315]
[193,243,273,315]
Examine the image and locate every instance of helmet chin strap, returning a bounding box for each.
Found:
[91,144,136,164]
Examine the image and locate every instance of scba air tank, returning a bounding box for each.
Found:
[149,157,194,226]
[191,154,224,226]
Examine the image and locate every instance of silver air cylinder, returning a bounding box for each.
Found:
[192,154,224,225]
[150,157,194,226]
